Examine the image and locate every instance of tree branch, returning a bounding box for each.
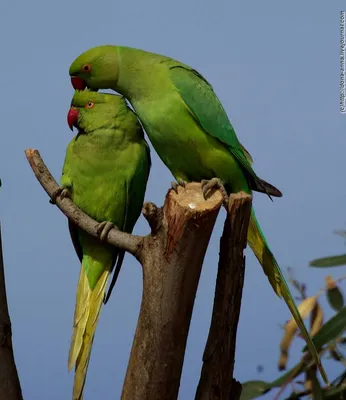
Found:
[142,202,162,236]
[195,192,252,400]
[121,183,224,400]
[0,224,23,400]
[25,149,142,257]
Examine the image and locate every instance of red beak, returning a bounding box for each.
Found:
[71,76,87,90]
[67,108,79,131]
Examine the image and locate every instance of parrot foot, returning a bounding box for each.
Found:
[49,187,71,204]
[171,179,187,193]
[201,178,229,207]
[96,221,118,242]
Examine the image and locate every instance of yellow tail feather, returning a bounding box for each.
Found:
[247,210,329,384]
[247,210,282,296]
[68,264,110,400]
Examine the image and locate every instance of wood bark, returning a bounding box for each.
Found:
[121,183,223,400]
[0,224,23,400]
[195,192,252,400]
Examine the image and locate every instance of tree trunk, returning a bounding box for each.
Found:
[195,192,252,400]
[0,224,23,400]
[121,183,223,400]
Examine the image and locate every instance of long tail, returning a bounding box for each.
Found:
[68,263,110,400]
[247,208,328,384]
[104,250,125,304]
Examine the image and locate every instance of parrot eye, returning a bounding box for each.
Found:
[85,101,94,109]
[82,64,92,73]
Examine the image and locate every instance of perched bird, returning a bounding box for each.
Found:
[60,89,150,399]
[68,45,327,382]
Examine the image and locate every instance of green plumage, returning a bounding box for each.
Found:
[62,89,150,399]
[69,45,327,383]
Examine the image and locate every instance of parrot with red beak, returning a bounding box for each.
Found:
[68,45,328,383]
[61,89,150,400]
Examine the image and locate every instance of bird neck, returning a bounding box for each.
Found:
[116,46,166,103]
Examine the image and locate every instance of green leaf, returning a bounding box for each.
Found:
[303,307,346,352]
[309,254,346,267]
[240,363,305,399]
[269,362,305,387]
[240,381,269,400]
[327,287,344,312]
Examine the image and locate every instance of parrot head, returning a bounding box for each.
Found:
[67,90,124,132]
[69,46,119,91]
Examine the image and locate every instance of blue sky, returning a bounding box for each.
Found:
[1,1,345,399]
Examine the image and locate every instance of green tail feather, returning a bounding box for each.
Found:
[247,209,328,384]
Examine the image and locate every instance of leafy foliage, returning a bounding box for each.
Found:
[310,255,346,268]
[310,231,346,268]
[240,363,305,400]
[240,229,346,399]
[302,307,346,352]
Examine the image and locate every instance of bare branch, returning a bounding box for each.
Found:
[0,224,23,400]
[25,149,142,257]
[121,183,224,400]
[142,202,162,235]
[195,192,252,400]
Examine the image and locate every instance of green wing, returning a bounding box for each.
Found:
[104,141,151,303]
[169,66,270,198]
[61,152,119,270]
[123,141,151,236]
[61,146,84,264]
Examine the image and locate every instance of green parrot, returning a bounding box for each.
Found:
[69,45,328,383]
[60,89,150,399]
